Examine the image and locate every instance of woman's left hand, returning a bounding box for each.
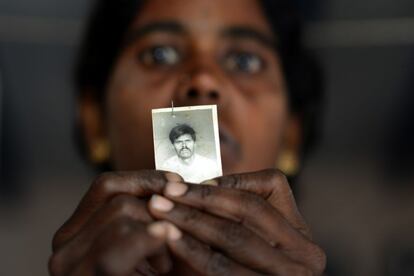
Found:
[148,169,326,275]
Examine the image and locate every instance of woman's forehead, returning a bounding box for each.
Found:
[129,0,273,37]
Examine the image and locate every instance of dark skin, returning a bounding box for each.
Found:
[50,170,325,275]
[49,0,326,275]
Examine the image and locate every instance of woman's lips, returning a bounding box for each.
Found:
[219,127,241,167]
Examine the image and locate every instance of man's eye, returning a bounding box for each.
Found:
[139,46,181,66]
[223,52,264,74]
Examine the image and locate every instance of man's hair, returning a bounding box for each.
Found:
[169,124,196,144]
[74,0,324,170]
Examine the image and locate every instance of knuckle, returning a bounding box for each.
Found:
[205,252,231,276]
[240,193,268,216]
[91,219,137,261]
[109,218,135,237]
[310,244,327,274]
[51,229,66,252]
[180,207,203,224]
[199,185,213,199]
[95,217,135,246]
[92,172,121,194]
[220,174,242,189]
[219,222,249,250]
[262,168,292,198]
[95,254,121,276]
[182,235,203,253]
[48,252,64,276]
[109,195,141,218]
[266,168,288,185]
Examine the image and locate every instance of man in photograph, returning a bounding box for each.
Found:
[160,124,220,183]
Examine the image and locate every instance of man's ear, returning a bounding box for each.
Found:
[78,89,110,164]
[277,114,303,176]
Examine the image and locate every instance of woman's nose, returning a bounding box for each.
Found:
[186,86,220,101]
[174,57,226,106]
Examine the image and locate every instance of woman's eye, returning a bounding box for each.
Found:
[139,46,181,66]
[223,52,264,74]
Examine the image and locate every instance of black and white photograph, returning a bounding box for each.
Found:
[152,105,222,183]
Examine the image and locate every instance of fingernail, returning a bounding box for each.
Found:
[165,172,183,183]
[147,221,168,238]
[201,179,218,186]
[166,223,182,241]
[165,182,188,197]
[150,195,174,212]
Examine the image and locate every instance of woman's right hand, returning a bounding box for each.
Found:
[48,171,181,275]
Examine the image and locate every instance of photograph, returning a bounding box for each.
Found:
[152,105,222,183]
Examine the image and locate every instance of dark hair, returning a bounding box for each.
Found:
[169,124,196,144]
[75,0,323,161]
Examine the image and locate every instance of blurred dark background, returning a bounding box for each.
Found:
[1,0,413,275]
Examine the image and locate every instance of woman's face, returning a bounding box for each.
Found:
[91,0,292,175]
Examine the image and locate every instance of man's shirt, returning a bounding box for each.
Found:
[160,153,221,183]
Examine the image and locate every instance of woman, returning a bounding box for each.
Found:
[49,0,325,275]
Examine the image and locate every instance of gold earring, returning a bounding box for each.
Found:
[90,139,110,164]
[276,150,299,176]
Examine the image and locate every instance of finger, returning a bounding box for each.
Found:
[167,227,261,276]
[52,170,182,251]
[50,195,172,275]
[207,169,311,239]
[163,182,325,273]
[68,219,169,276]
[163,182,306,250]
[164,182,326,274]
[148,195,303,275]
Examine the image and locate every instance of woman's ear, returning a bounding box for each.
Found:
[78,89,110,164]
[277,114,303,176]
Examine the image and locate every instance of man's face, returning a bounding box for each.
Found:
[173,134,195,160]
[97,0,291,174]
